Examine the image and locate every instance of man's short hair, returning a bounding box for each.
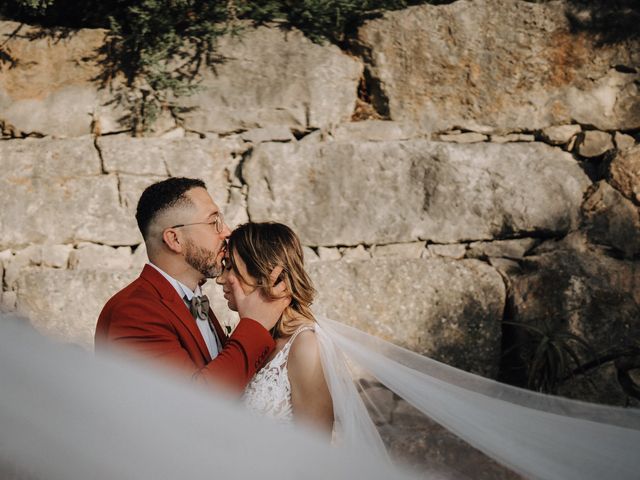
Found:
[136,177,206,239]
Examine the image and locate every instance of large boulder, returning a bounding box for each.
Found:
[0,138,140,248]
[582,181,640,258]
[178,25,363,134]
[357,0,640,132]
[0,22,123,137]
[508,236,640,405]
[15,267,139,347]
[99,135,250,229]
[575,131,614,158]
[97,135,247,215]
[243,140,590,246]
[0,136,100,176]
[69,244,134,270]
[609,144,640,205]
[309,257,506,377]
[0,21,362,138]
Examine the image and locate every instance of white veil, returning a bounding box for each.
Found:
[2,312,639,480]
[0,314,415,480]
[315,314,640,480]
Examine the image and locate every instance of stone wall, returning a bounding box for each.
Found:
[1,0,639,415]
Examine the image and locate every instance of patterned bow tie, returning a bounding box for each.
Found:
[189,294,210,320]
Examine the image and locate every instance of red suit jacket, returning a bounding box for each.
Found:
[95,264,275,393]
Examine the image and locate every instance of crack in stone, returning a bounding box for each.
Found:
[613,64,637,74]
[76,242,135,249]
[263,174,275,203]
[93,137,107,174]
[291,128,318,141]
[303,102,311,129]
[0,119,46,139]
[234,147,252,187]
[115,173,126,208]
[0,119,20,138]
[352,68,389,121]
[230,147,253,221]
[1,261,6,292]
[341,35,390,120]
[218,129,246,138]
[95,130,133,137]
[162,158,171,177]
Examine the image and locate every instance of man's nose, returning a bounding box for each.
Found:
[221,222,231,238]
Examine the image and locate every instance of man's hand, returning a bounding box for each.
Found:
[228,266,291,331]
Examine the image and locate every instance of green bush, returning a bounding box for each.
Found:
[2,0,441,131]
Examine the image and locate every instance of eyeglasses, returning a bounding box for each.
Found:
[170,212,225,233]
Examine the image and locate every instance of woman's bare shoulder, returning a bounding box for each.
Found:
[288,328,320,372]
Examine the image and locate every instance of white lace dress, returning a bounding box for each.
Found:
[243,326,315,423]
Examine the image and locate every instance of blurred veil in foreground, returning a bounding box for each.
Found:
[1,312,639,480]
[0,314,413,480]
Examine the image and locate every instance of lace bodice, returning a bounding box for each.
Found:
[243,326,315,423]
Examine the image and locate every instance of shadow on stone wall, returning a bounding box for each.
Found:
[567,0,640,45]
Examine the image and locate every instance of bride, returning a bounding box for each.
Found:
[217,221,640,479]
[218,221,389,458]
[216,222,334,434]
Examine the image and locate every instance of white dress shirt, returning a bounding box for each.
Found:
[148,263,220,359]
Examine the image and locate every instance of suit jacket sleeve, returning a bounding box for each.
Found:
[96,296,274,394]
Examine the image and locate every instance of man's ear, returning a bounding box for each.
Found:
[162,228,184,254]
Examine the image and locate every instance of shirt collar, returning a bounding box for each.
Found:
[148,263,202,301]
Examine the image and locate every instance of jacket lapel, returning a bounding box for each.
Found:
[140,265,212,362]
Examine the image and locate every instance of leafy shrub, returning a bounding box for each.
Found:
[503,319,597,394]
[2,0,445,131]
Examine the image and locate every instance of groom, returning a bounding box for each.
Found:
[95,177,288,392]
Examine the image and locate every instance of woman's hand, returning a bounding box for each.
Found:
[228,266,291,331]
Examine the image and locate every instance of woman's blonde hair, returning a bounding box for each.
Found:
[228,222,316,338]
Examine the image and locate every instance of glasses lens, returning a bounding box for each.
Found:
[216,213,224,233]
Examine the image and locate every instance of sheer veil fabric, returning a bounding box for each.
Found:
[2,312,639,480]
[0,315,414,480]
[314,314,640,480]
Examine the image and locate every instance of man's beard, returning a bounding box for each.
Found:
[184,239,223,279]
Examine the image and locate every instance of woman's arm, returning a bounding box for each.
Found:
[288,330,334,436]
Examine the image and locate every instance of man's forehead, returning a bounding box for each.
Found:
[186,187,219,212]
